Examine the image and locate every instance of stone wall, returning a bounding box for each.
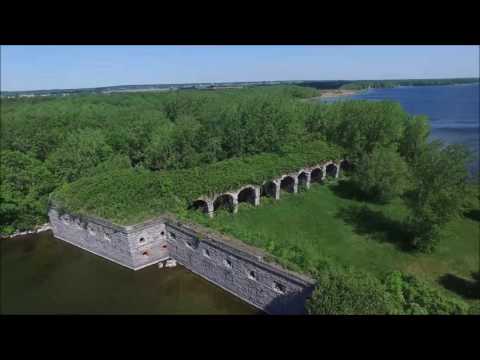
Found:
[49,208,315,314]
[48,208,169,270]
[165,220,315,315]
[192,159,345,218]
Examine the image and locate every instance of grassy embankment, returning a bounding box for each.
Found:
[186,178,480,309]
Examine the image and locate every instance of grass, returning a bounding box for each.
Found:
[186,179,479,308]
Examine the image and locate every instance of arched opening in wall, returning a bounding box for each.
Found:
[340,160,353,175]
[237,187,256,206]
[326,163,338,179]
[298,172,309,191]
[213,194,234,213]
[280,176,295,193]
[311,168,323,184]
[261,181,277,198]
[189,199,209,215]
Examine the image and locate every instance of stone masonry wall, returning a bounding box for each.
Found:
[48,208,169,270]
[165,220,315,314]
[49,208,315,314]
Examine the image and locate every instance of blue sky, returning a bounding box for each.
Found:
[1,45,479,91]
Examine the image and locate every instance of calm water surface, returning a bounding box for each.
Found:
[321,84,480,176]
[1,231,259,314]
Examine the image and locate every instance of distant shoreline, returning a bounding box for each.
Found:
[304,82,479,102]
[303,89,363,102]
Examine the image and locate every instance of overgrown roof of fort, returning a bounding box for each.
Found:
[50,139,344,225]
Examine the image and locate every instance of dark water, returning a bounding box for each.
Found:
[322,84,480,176]
[1,231,258,314]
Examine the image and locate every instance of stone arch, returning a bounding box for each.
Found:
[237,186,256,206]
[189,199,210,214]
[310,167,323,183]
[261,180,279,199]
[213,193,235,213]
[280,176,296,193]
[326,163,338,178]
[297,171,309,190]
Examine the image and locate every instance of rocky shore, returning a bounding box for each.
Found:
[1,223,51,239]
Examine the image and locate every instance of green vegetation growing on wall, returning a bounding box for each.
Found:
[50,139,343,225]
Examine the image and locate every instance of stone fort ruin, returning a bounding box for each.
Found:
[49,160,345,314]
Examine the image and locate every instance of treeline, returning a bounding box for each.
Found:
[339,77,479,90]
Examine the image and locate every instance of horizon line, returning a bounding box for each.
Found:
[2,76,479,94]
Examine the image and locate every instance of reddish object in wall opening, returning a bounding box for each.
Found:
[142,251,149,256]
[162,245,167,249]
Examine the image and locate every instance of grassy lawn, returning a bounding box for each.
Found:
[187,179,479,306]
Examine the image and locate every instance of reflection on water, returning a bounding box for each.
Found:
[1,231,259,314]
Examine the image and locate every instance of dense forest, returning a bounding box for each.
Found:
[2,84,478,314]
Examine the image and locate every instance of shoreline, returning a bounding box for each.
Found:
[303,89,363,102]
[1,223,51,240]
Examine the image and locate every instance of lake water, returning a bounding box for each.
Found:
[1,231,259,314]
[321,83,480,176]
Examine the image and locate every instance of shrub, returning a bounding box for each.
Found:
[384,271,469,315]
[306,263,392,315]
[306,266,470,315]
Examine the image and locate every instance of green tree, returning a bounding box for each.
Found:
[406,141,471,252]
[399,115,430,164]
[351,146,410,203]
[328,101,408,162]
[145,121,176,170]
[1,150,57,233]
[171,114,203,169]
[46,128,114,183]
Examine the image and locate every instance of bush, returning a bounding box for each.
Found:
[306,263,392,315]
[351,146,410,203]
[384,271,469,315]
[306,265,470,315]
[469,302,480,315]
